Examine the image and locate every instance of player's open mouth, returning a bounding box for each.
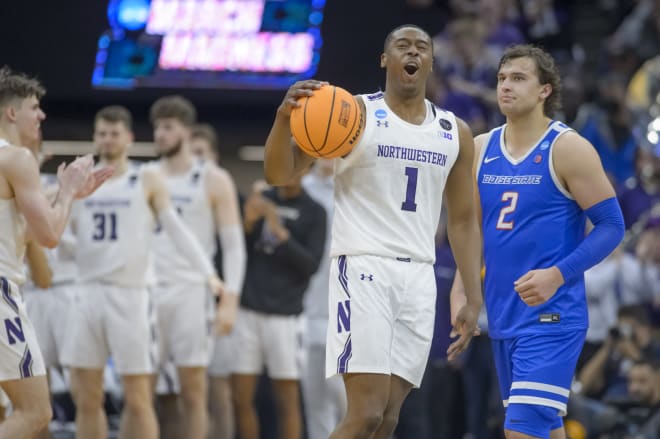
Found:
[404,63,419,75]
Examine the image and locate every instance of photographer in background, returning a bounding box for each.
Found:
[578,305,660,400]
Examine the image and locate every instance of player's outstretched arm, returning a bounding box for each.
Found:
[264,80,324,185]
[444,118,483,360]
[144,167,223,295]
[208,165,246,334]
[514,132,625,306]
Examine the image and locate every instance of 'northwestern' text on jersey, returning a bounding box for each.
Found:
[72,163,154,288]
[477,121,588,338]
[330,92,460,263]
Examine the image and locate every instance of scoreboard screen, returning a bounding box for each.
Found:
[92,0,326,90]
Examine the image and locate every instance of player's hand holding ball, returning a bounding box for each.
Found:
[288,82,364,159]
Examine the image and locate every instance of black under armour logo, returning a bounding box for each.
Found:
[376,120,389,128]
[360,274,373,281]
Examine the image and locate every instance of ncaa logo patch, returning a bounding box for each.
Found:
[439,118,452,130]
[539,141,550,150]
[375,109,388,119]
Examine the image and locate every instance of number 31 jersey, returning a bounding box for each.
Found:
[72,163,155,288]
[329,92,459,263]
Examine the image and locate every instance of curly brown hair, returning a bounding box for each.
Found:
[498,45,562,117]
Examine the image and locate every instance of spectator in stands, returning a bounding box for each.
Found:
[578,305,660,400]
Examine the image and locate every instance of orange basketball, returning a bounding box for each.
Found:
[290,84,363,158]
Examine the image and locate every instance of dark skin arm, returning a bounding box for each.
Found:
[444,118,483,361]
[263,80,327,185]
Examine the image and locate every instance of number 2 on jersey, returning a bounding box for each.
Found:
[401,167,418,212]
[496,192,518,230]
[92,212,117,240]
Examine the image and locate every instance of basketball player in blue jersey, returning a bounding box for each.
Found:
[62,105,224,439]
[264,25,483,439]
[452,45,625,439]
[0,67,111,439]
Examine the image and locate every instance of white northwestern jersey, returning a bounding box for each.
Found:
[151,160,216,284]
[330,93,460,263]
[73,163,154,288]
[0,140,27,285]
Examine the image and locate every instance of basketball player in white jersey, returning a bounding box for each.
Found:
[189,122,238,439]
[22,178,79,439]
[149,96,246,439]
[264,25,483,439]
[62,105,224,439]
[0,67,111,439]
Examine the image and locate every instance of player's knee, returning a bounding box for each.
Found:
[23,401,52,432]
[347,408,383,436]
[179,386,206,409]
[379,412,400,435]
[505,403,561,439]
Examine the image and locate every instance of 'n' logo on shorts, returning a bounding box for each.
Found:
[4,317,24,345]
[337,300,350,333]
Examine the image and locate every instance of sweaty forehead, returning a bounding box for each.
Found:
[389,28,431,45]
[499,57,537,75]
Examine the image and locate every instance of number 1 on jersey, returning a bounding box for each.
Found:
[496,192,518,230]
[401,167,418,212]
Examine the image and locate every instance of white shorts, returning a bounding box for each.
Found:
[0,277,46,381]
[155,361,180,395]
[325,255,436,387]
[233,308,305,380]
[153,282,214,368]
[23,283,75,368]
[208,333,236,378]
[61,282,158,375]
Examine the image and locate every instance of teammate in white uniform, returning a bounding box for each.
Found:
[24,174,78,373]
[62,105,223,439]
[189,122,239,439]
[149,96,246,439]
[0,67,110,439]
[264,25,483,439]
[301,159,348,439]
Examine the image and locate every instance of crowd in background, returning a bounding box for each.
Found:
[7,0,660,438]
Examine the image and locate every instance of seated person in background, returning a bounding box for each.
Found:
[578,305,660,400]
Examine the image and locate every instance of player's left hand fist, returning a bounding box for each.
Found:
[514,266,564,306]
[215,292,238,335]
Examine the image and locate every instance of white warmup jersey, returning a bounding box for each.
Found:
[151,160,216,284]
[0,140,26,285]
[330,92,460,263]
[73,163,154,288]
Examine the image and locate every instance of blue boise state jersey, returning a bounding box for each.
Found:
[477,121,588,339]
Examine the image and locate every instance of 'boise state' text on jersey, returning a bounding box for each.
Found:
[330,92,459,263]
[477,121,588,338]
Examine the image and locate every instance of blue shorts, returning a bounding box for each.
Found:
[491,330,586,438]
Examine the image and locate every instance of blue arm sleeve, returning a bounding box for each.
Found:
[556,197,625,284]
